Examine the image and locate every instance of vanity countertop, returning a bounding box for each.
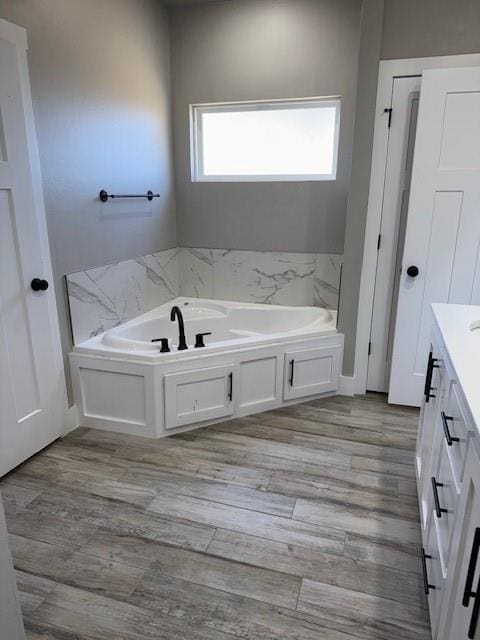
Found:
[432,303,480,429]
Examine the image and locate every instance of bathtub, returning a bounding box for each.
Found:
[70,297,344,438]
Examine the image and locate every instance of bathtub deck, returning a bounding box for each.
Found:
[1,393,431,640]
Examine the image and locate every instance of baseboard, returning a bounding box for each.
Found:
[64,404,79,435]
[339,375,355,396]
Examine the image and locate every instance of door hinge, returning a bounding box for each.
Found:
[377,234,381,251]
[368,341,372,356]
[384,107,393,128]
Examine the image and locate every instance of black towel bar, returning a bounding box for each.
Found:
[99,190,160,202]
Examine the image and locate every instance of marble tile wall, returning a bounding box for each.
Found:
[67,247,343,344]
[66,248,180,345]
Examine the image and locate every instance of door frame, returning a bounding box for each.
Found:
[353,53,480,396]
[0,19,70,430]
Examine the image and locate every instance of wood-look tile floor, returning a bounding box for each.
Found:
[1,393,431,640]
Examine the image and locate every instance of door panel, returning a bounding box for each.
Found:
[390,67,480,406]
[283,345,341,400]
[368,76,420,392]
[0,28,65,476]
[164,365,234,429]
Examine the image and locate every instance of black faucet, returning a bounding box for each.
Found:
[170,305,188,350]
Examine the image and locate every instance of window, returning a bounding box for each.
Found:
[190,97,340,182]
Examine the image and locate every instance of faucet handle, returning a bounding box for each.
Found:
[151,337,170,353]
[194,332,212,348]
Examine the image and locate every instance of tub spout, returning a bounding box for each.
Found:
[170,305,188,350]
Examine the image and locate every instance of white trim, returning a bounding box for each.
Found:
[0,18,27,50]
[190,96,341,182]
[354,53,480,396]
[64,405,80,435]
[339,375,355,397]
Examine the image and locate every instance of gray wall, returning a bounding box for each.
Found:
[169,0,362,253]
[338,0,383,376]
[382,0,480,60]
[0,0,176,396]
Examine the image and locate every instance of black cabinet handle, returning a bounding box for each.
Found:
[424,352,438,403]
[421,547,436,595]
[431,477,447,518]
[289,360,295,386]
[31,278,49,292]
[228,372,233,402]
[441,411,459,446]
[463,528,480,639]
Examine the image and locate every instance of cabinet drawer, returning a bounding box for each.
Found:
[164,364,234,430]
[424,518,445,638]
[442,382,470,486]
[431,436,460,569]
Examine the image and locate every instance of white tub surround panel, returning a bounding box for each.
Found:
[67,248,343,345]
[66,248,180,344]
[179,248,319,306]
[314,253,343,309]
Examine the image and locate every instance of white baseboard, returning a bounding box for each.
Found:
[339,375,356,396]
[63,404,79,435]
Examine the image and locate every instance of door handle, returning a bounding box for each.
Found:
[441,411,459,446]
[463,528,480,639]
[31,278,49,291]
[228,372,233,402]
[406,265,419,277]
[431,477,448,518]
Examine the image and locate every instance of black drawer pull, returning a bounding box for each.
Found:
[441,411,459,446]
[424,352,439,403]
[289,359,295,386]
[228,372,233,402]
[421,547,436,595]
[463,528,480,639]
[431,477,448,518]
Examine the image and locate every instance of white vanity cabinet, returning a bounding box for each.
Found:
[416,304,480,640]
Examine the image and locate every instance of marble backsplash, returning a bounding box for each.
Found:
[66,247,343,344]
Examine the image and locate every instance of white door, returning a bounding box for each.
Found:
[0,21,66,476]
[389,66,480,406]
[367,76,420,392]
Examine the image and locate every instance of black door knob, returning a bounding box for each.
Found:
[31,278,49,291]
[406,266,419,278]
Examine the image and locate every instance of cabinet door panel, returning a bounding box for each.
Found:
[164,365,234,430]
[425,517,446,638]
[417,347,445,530]
[433,436,460,569]
[442,444,480,640]
[283,345,341,400]
[444,382,470,486]
[238,354,280,415]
